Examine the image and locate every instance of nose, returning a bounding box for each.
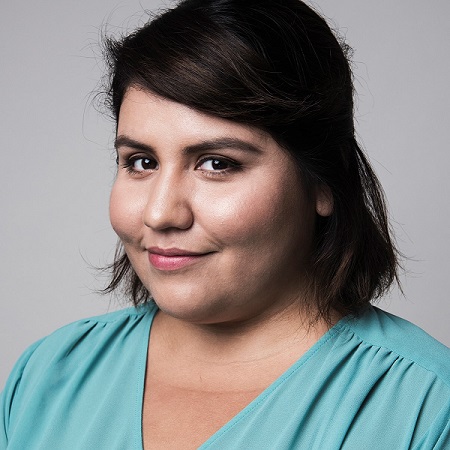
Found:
[142,170,194,231]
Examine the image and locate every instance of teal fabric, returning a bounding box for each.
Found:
[1,304,449,449]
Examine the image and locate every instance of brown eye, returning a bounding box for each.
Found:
[198,158,232,171]
[132,157,157,172]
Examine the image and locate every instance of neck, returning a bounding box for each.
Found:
[152,302,339,366]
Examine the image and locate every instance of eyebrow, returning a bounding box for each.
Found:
[114,135,263,155]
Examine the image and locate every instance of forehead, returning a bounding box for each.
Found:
[118,87,272,147]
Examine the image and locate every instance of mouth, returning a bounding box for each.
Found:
[147,247,212,271]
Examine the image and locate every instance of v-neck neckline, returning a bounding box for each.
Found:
[136,304,350,449]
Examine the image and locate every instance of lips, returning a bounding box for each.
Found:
[147,247,211,271]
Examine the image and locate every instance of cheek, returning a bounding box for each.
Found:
[109,181,145,243]
[201,175,309,248]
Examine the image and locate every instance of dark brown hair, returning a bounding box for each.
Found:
[101,0,400,319]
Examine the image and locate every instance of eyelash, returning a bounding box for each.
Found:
[119,155,242,177]
[121,156,157,175]
[196,156,242,176]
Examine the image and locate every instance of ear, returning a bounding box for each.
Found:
[315,184,333,217]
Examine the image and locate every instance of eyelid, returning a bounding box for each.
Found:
[119,153,158,175]
[195,155,242,175]
[116,146,153,159]
[197,154,239,165]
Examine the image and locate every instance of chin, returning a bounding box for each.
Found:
[157,303,225,325]
[151,290,236,325]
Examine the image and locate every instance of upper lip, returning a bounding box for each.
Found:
[147,247,209,256]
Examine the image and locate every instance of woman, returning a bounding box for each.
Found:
[1,0,449,448]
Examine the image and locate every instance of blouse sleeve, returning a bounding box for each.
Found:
[0,339,44,448]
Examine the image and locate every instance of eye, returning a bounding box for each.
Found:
[132,157,157,171]
[123,156,158,174]
[197,158,236,172]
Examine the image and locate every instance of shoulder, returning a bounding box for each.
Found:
[339,305,450,386]
[17,302,156,368]
[1,303,157,402]
[317,307,450,448]
[1,304,157,448]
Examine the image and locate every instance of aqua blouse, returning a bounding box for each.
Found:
[1,304,449,449]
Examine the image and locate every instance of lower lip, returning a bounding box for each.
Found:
[148,253,207,271]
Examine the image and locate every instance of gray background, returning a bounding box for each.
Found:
[1,0,449,386]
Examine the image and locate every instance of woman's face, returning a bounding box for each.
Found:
[110,87,330,325]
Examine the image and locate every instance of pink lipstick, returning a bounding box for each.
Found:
[148,247,210,271]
